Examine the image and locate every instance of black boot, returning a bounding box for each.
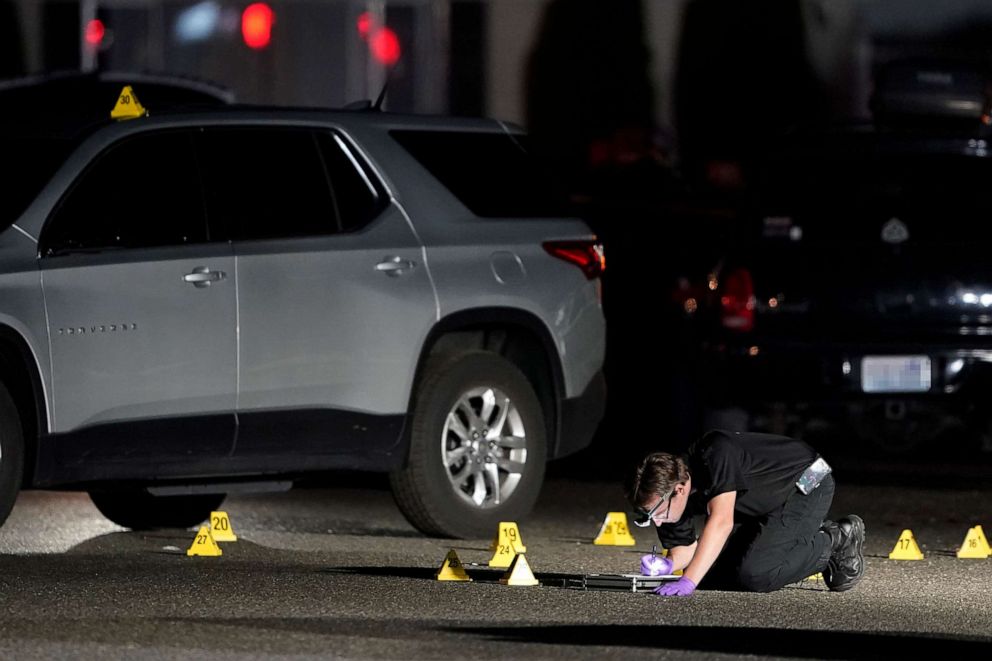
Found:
[821,515,865,592]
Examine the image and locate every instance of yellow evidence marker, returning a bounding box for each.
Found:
[888,529,924,560]
[499,553,539,586]
[956,526,992,559]
[209,511,238,542]
[488,521,527,553]
[488,522,526,568]
[110,85,148,120]
[593,512,636,546]
[187,525,222,557]
[435,549,472,582]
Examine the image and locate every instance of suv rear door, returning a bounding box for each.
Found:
[195,126,436,464]
[39,129,237,471]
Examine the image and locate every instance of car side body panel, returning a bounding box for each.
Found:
[0,228,54,434]
[40,247,238,433]
[348,124,606,399]
[233,204,437,457]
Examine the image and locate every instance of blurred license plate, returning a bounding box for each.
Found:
[861,356,932,393]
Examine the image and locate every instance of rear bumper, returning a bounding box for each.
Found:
[697,341,992,449]
[554,370,607,459]
[701,339,992,405]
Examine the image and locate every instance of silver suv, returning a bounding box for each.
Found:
[0,103,606,538]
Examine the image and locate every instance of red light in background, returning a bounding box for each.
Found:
[720,268,756,332]
[242,2,274,50]
[356,12,373,40]
[369,27,401,67]
[84,19,105,47]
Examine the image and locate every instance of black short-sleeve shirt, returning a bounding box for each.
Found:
[656,430,819,549]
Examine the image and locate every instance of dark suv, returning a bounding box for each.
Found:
[681,61,992,454]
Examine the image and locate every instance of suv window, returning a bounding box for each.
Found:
[390,130,570,218]
[198,127,341,240]
[42,130,206,256]
[315,132,384,232]
[0,135,75,232]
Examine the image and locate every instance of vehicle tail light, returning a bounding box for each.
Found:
[543,241,606,280]
[720,268,756,331]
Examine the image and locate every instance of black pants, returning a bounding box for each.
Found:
[701,475,835,593]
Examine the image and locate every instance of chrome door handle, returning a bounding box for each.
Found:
[376,256,416,277]
[183,266,226,288]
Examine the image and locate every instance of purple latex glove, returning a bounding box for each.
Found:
[654,576,697,597]
[640,554,674,576]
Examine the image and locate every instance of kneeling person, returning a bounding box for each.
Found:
[626,430,865,595]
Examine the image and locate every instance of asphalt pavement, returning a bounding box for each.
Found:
[0,468,990,660]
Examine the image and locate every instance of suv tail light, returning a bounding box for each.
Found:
[720,268,756,331]
[543,241,606,280]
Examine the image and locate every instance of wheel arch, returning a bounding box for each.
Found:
[406,308,566,460]
[0,324,49,488]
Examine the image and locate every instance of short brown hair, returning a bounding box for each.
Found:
[625,452,690,510]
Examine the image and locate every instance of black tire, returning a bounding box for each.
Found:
[0,380,25,527]
[390,350,547,538]
[89,490,226,530]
